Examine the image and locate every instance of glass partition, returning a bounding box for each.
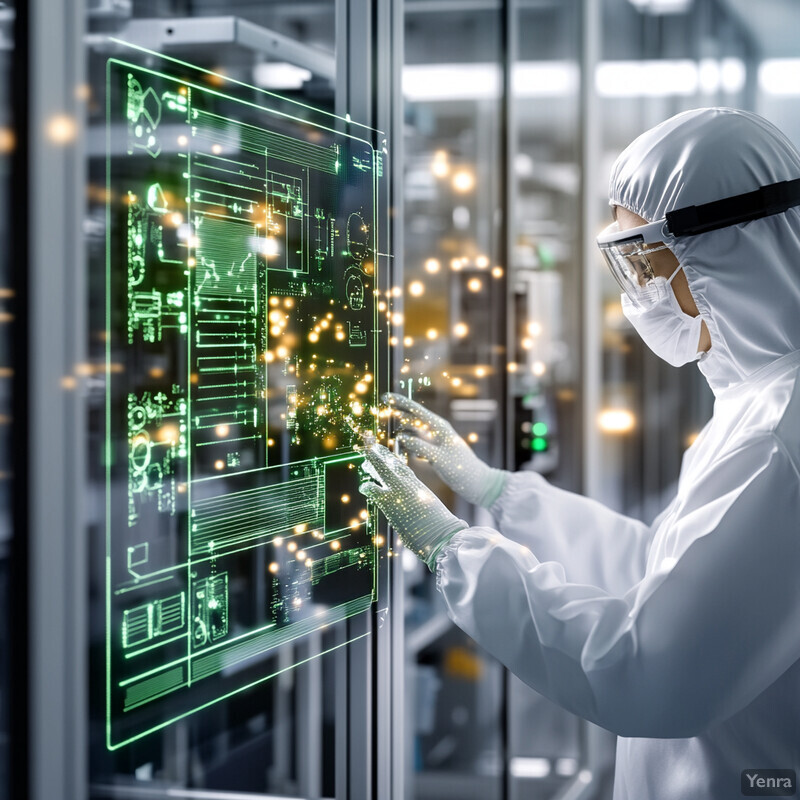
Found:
[83,2,395,797]
[402,5,506,799]
[0,0,17,795]
[507,2,589,797]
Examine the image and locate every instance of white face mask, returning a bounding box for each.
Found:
[620,265,705,367]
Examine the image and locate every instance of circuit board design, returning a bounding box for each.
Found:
[106,58,384,748]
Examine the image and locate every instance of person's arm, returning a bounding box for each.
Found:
[489,471,654,596]
[436,434,800,738]
[387,391,654,594]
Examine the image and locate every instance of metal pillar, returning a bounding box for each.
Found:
[28,0,88,798]
[336,2,404,799]
[373,0,406,798]
[579,0,603,504]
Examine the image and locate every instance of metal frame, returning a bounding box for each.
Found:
[579,0,603,509]
[27,0,88,799]
[8,0,29,797]
[501,3,516,800]
[336,2,405,798]
[120,17,336,82]
[373,1,406,796]
[335,5,374,798]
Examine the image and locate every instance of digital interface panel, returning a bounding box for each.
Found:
[106,55,385,749]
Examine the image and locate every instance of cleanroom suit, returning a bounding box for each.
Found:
[363,108,800,800]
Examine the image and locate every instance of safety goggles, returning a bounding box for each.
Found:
[597,177,800,309]
[597,219,671,309]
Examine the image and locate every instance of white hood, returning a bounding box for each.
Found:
[609,107,800,395]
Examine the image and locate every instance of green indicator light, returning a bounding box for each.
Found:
[532,422,548,437]
[532,437,548,452]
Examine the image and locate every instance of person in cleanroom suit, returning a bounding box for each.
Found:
[360,108,800,800]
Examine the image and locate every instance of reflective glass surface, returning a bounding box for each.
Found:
[403,6,506,799]
[87,2,390,795]
[0,0,15,793]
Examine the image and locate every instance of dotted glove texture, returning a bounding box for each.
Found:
[359,443,468,571]
[385,392,507,508]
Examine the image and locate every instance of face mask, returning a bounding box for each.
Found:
[620,265,705,367]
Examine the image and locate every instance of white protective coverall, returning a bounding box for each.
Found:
[435,108,800,799]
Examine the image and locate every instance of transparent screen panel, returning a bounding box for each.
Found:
[105,46,386,749]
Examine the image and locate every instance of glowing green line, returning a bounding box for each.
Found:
[107,630,371,750]
[194,161,263,180]
[194,211,246,224]
[198,152,257,169]
[186,83,194,688]
[194,172,262,193]
[108,38,383,134]
[104,57,114,752]
[197,366,256,375]
[195,435,259,447]
[124,632,188,659]
[194,190,260,207]
[119,592,365,691]
[113,575,175,595]
[119,658,187,689]
[115,527,323,581]
[107,57,377,148]
[190,454,359,482]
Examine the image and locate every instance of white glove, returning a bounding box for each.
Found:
[384,392,507,508]
[359,444,468,571]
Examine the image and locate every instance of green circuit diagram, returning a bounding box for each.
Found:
[106,57,386,749]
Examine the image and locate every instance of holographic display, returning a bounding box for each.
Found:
[106,56,385,749]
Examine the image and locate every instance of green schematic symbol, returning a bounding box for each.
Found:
[127,75,163,158]
[146,183,169,213]
[191,574,229,648]
[346,210,371,265]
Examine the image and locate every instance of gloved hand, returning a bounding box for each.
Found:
[384,392,507,508]
[359,443,468,571]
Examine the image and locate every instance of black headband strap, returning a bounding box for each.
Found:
[665,177,800,237]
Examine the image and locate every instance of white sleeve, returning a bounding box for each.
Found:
[437,435,800,738]
[489,471,653,596]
